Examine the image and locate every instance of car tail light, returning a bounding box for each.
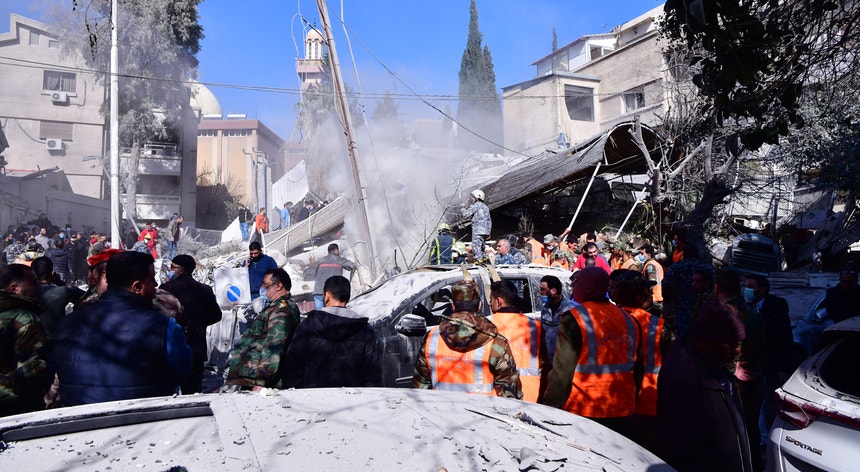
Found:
[775,392,860,430]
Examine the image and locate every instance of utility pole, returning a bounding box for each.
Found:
[109,0,120,245]
[316,0,377,277]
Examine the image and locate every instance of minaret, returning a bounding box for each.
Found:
[297,26,325,91]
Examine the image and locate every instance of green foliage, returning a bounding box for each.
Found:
[456,0,502,153]
[552,26,558,52]
[66,0,203,147]
[661,0,855,154]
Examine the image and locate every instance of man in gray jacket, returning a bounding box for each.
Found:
[313,243,356,309]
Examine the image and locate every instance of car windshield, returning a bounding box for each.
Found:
[348,270,453,322]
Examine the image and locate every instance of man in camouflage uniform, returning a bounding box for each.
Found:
[226,268,300,389]
[460,190,492,262]
[413,280,522,399]
[0,264,53,416]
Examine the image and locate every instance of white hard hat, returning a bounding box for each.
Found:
[470,189,485,201]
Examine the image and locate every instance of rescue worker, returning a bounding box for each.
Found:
[543,234,574,268]
[428,223,455,265]
[459,190,491,262]
[488,280,547,402]
[608,269,670,453]
[639,245,664,309]
[523,233,548,265]
[494,238,527,265]
[543,267,642,439]
[413,280,522,399]
[609,240,637,271]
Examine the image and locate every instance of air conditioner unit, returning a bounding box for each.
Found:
[50,91,68,103]
[46,138,63,150]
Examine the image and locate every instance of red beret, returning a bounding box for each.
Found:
[87,248,123,267]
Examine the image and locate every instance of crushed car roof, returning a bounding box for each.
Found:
[0,388,671,471]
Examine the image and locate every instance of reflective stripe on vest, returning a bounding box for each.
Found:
[644,313,661,374]
[573,305,636,375]
[426,328,494,395]
[565,303,639,418]
[491,312,541,401]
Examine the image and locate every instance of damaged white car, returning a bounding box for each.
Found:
[0,388,671,471]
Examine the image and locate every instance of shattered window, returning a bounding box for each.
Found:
[622,89,645,112]
[564,85,594,122]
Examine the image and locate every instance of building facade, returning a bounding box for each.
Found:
[196,116,286,212]
[0,13,198,228]
[503,5,668,156]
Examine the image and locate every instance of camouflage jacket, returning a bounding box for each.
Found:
[0,291,52,415]
[413,310,522,399]
[227,295,301,388]
[460,201,492,236]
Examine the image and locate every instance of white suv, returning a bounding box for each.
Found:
[767,316,860,471]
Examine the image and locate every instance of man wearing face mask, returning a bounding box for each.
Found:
[658,301,752,472]
[246,241,277,300]
[715,269,766,472]
[538,275,576,368]
[226,268,300,390]
[161,255,223,393]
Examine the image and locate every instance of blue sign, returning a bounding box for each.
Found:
[226,285,242,303]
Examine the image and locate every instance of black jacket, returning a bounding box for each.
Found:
[657,338,753,472]
[161,274,223,363]
[45,246,73,283]
[281,306,381,388]
[757,294,796,383]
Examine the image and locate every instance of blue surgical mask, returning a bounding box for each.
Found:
[636,254,646,263]
[166,270,177,281]
[743,287,756,303]
[259,286,268,302]
[540,295,549,305]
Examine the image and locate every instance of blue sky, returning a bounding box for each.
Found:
[3,0,664,140]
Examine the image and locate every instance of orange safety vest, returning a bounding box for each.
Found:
[550,258,570,270]
[424,326,495,395]
[642,259,664,302]
[526,238,548,266]
[491,312,541,402]
[564,302,639,418]
[620,257,638,271]
[626,306,664,416]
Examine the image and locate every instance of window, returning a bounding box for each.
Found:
[39,121,73,141]
[48,40,59,49]
[43,71,77,93]
[565,85,594,121]
[197,129,217,137]
[29,32,39,46]
[622,89,646,112]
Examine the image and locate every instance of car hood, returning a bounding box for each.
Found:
[0,389,672,471]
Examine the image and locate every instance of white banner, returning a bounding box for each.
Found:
[214,267,251,307]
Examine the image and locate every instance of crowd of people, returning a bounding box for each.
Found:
[3,202,859,472]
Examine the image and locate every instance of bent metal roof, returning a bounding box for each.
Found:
[477,121,661,212]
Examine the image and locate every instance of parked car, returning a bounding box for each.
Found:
[348,264,573,387]
[767,316,860,472]
[0,388,672,471]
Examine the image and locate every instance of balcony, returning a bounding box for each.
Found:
[119,143,182,176]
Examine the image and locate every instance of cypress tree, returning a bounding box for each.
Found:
[456,0,502,153]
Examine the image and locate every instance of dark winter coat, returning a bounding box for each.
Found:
[53,289,192,406]
[657,338,753,472]
[160,274,223,364]
[280,306,381,388]
[45,246,74,283]
[756,294,796,385]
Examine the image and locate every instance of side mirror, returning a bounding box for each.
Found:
[396,314,427,337]
[814,307,828,322]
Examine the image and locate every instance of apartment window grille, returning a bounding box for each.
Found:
[48,40,59,49]
[39,121,74,141]
[29,32,40,46]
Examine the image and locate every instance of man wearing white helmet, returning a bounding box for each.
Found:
[460,189,492,262]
